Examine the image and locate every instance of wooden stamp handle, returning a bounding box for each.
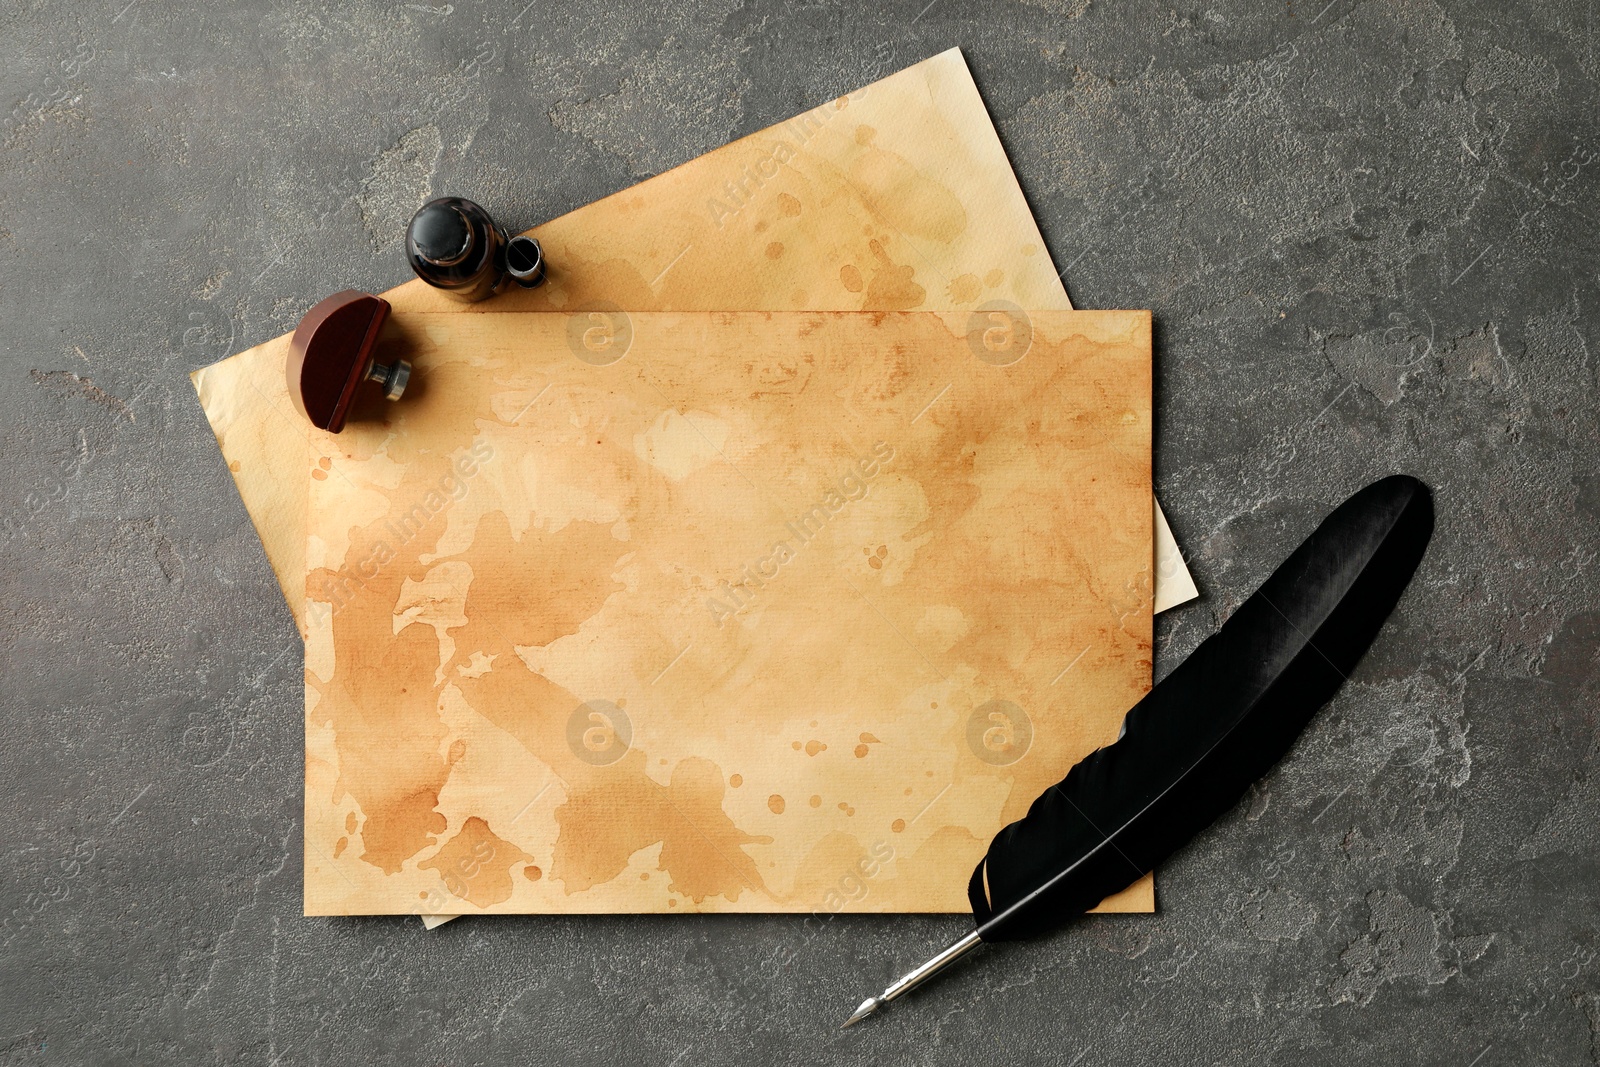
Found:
[286,290,409,433]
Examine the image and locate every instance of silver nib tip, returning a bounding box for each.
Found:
[841,996,882,1029]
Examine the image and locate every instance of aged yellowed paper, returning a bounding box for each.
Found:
[304,310,1152,915]
[189,47,1192,918]
[189,47,1196,633]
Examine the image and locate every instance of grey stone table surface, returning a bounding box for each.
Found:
[2,0,1597,1062]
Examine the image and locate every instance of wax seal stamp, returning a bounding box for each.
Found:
[406,196,547,302]
[286,290,409,433]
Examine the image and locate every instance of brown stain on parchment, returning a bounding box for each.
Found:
[550,753,772,903]
[406,491,777,907]
[861,239,926,310]
[902,420,984,543]
[419,816,533,908]
[546,753,663,893]
[658,758,771,903]
[362,784,448,873]
[447,510,623,650]
[310,518,453,873]
[434,508,636,839]
[845,126,968,245]
[311,407,628,882]
[948,274,982,303]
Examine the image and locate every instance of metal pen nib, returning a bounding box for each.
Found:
[839,930,985,1029]
[841,996,883,1029]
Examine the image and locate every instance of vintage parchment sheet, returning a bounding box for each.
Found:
[190,47,1195,632]
[303,311,1152,916]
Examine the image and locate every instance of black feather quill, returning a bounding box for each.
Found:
[970,474,1434,939]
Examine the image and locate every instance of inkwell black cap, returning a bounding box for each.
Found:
[405,196,547,302]
[409,201,474,267]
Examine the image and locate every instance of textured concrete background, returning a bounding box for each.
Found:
[2,0,1598,1063]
